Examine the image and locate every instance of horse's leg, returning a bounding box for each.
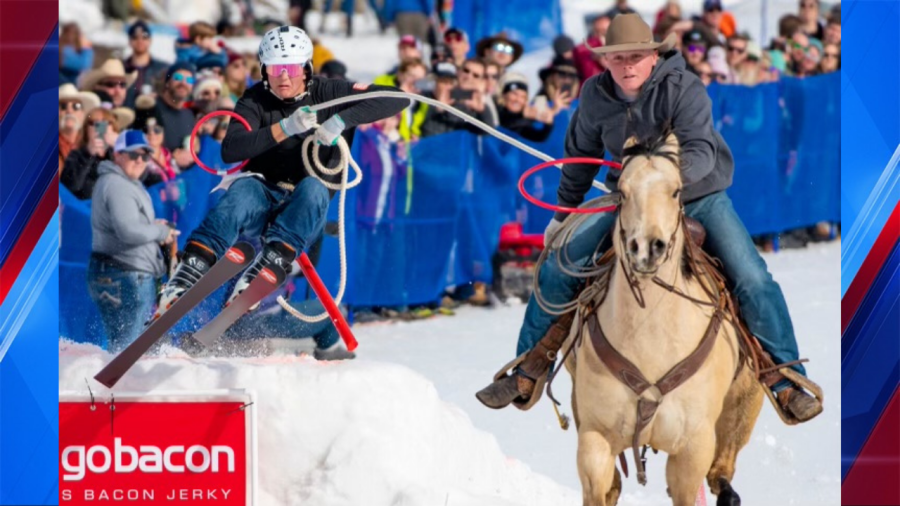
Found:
[666,430,716,506]
[577,430,617,506]
[707,364,765,504]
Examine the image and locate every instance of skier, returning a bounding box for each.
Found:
[155,26,408,358]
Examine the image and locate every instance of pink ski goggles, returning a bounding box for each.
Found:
[266,63,305,78]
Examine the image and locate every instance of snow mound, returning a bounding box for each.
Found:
[59,341,580,506]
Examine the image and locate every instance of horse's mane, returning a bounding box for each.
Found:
[620,123,681,172]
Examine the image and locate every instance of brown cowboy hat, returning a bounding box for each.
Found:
[586,13,677,55]
[78,59,138,92]
[476,32,524,64]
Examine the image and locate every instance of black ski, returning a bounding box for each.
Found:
[191,264,287,347]
[94,242,255,388]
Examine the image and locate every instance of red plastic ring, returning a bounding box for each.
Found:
[518,157,622,214]
[190,110,251,175]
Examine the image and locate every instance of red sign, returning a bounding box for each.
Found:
[60,393,255,505]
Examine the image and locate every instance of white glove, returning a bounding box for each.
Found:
[544,218,564,249]
[280,106,318,137]
[314,114,346,146]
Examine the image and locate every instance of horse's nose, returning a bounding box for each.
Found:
[649,237,667,262]
[629,238,639,256]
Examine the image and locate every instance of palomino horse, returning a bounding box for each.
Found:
[562,132,764,506]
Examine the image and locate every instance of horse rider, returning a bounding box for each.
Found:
[476,14,823,423]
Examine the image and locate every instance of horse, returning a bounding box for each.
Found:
[561,131,764,506]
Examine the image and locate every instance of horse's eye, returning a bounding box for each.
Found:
[672,188,682,199]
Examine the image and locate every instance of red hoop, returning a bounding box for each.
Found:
[518,157,622,214]
[190,110,250,175]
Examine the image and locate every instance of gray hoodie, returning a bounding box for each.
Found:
[91,160,169,276]
[555,51,734,220]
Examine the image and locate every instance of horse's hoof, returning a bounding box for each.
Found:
[716,478,741,506]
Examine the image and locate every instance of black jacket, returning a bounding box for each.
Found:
[61,146,112,200]
[556,51,734,220]
[221,77,408,187]
[497,107,554,143]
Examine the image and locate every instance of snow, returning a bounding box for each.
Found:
[61,241,840,506]
[59,1,839,503]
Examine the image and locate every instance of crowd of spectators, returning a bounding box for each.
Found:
[60,0,840,323]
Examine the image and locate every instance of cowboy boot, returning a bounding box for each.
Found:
[475,373,536,409]
[475,311,575,410]
[777,387,823,422]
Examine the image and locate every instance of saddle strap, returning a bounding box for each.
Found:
[586,305,726,486]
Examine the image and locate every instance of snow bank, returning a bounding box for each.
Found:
[59,342,580,506]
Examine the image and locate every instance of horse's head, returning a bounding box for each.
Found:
[615,130,684,276]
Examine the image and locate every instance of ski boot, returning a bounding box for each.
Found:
[313,342,356,361]
[227,241,296,310]
[152,241,217,321]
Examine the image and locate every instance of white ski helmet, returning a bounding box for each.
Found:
[258,26,313,66]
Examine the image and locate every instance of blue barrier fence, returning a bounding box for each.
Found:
[60,73,839,345]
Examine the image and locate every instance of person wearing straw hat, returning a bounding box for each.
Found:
[476,13,822,424]
[79,59,138,108]
[59,84,100,173]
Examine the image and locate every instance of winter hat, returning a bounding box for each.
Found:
[320,59,348,79]
[192,76,223,99]
[552,35,576,56]
[499,72,529,94]
[433,61,458,79]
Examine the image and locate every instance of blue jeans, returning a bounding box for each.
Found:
[87,258,158,353]
[224,299,341,349]
[190,177,330,258]
[518,192,805,384]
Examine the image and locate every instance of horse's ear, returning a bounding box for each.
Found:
[624,135,640,150]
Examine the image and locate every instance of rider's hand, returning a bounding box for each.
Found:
[314,114,346,146]
[280,106,318,137]
[544,218,564,249]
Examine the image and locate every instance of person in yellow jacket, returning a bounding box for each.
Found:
[373,58,428,141]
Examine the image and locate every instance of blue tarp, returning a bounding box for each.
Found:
[60,73,839,346]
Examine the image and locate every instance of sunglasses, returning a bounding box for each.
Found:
[130,33,151,40]
[60,101,84,112]
[200,89,222,97]
[462,67,483,79]
[99,80,128,89]
[444,32,465,43]
[486,73,499,81]
[125,151,150,162]
[823,52,839,58]
[492,42,515,55]
[727,45,746,54]
[144,125,163,135]
[789,40,808,51]
[266,63,304,78]
[687,44,706,54]
[554,70,578,79]
[172,73,196,85]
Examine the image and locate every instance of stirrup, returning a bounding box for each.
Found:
[762,367,824,425]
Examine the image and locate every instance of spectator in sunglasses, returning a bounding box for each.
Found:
[59,84,100,173]
[820,43,840,73]
[681,30,708,74]
[444,28,471,67]
[536,56,578,113]
[80,59,136,108]
[797,38,823,77]
[476,33,523,71]
[497,73,554,143]
[123,21,169,109]
[62,108,121,199]
[725,34,749,69]
[59,23,95,86]
[89,130,178,352]
[155,62,197,153]
[788,31,810,75]
[798,0,825,41]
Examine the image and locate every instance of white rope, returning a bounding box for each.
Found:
[275,90,610,323]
